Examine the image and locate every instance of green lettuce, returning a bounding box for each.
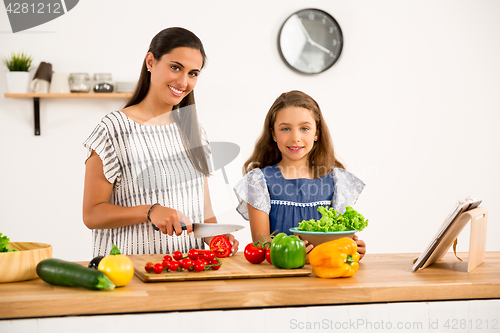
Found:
[0,233,18,252]
[297,206,368,232]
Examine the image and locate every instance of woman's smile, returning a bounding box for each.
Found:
[168,85,185,97]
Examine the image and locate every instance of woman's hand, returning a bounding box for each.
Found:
[224,233,239,256]
[204,233,239,257]
[149,205,193,236]
[353,234,366,260]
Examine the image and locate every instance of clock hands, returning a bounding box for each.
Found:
[296,16,313,41]
[309,40,331,54]
[295,16,331,54]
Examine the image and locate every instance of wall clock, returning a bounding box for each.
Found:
[278,8,343,74]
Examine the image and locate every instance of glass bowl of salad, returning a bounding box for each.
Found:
[290,228,356,247]
[290,206,368,247]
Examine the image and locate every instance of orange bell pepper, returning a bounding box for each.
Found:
[309,237,360,278]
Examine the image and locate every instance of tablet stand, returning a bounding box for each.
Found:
[464,206,488,272]
[442,207,488,272]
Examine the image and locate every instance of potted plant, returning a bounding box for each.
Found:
[3,52,33,93]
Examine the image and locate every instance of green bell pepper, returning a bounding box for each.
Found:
[270,233,306,269]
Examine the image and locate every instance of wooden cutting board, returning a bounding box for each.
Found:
[130,252,311,282]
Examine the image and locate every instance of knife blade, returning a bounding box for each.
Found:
[152,222,244,238]
[190,223,244,238]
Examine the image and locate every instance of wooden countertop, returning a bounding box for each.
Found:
[1,252,499,320]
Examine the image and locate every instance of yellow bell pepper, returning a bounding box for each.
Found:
[98,244,134,287]
[309,237,360,278]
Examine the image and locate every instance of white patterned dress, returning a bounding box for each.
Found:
[83,110,209,257]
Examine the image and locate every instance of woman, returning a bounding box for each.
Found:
[83,27,239,257]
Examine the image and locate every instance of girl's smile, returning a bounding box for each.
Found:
[287,146,304,153]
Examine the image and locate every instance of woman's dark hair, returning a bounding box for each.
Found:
[243,90,345,178]
[125,27,210,176]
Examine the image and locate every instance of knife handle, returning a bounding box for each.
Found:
[152,222,187,232]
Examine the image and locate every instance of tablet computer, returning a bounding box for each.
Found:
[412,197,482,271]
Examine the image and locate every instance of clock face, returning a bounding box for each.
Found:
[278,8,343,74]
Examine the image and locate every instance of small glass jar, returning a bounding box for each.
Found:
[93,73,114,93]
[69,73,91,92]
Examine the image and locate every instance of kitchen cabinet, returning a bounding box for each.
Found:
[3,93,132,135]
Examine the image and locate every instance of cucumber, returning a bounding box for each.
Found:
[36,258,115,290]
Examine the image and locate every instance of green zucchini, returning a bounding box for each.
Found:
[36,258,115,290]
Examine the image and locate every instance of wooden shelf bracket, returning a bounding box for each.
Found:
[34,97,40,136]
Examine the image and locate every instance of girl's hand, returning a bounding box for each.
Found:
[304,239,315,254]
[353,234,366,260]
[149,205,193,236]
[224,233,239,256]
[291,235,314,263]
[303,239,314,264]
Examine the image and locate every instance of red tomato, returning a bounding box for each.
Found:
[209,260,221,270]
[153,263,164,274]
[193,261,205,272]
[204,251,215,261]
[169,260,180,272]
[265,248,272,264]
[193,258,206,266]
[173,251,183,261]
[209,235,231,258]
[181,258,193,270]
[145,262,155,272]
[244,243,266,264]
[163,255,173,262]
[188,249,199,261]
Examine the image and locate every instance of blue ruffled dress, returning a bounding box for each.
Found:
[234,165,365,235]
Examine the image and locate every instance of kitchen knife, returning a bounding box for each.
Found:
[152,222,244,238]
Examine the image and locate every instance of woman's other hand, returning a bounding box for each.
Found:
[224,233,239,256]
[353,234,366,260]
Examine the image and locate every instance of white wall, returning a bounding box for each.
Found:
[1,0,499,261]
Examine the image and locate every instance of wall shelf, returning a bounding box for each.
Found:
[4,92,133,135]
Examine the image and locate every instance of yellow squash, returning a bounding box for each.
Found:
[309,237,360,278]
[98,244,134,287]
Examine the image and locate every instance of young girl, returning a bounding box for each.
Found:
[234,90,366,258]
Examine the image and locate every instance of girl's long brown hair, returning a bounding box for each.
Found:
[125,27,210,176]
[243,90,345,178]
